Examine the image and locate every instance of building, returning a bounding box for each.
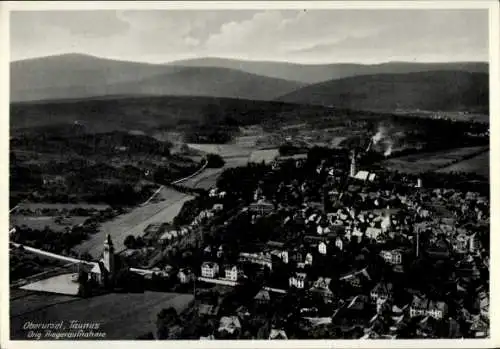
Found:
[335,236,344,251]
[224,265,239,282]
[239,252,273,270]
[269,329,288,340]
[366,227,382,240]
[339,268,371,288]
[304,252,313,265]
[409,295,448,320]
[201,262,219,279]
[289,272,308,289]
[249,199,274,215]
[177,268,195,284]
[349,150,357,177]
[143,223,171,246]
[318,241,328,255]
[309,277,334,302]
[218,316,242,337]
[380,249,403,265]
[254,289,271,305]
[370,282,394,304]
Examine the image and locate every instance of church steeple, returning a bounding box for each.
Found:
[103,234,115,278]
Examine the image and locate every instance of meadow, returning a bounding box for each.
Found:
[10,291,194,339]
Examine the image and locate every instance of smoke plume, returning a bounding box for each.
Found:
[372,126,386,145]
[383,141,393,157]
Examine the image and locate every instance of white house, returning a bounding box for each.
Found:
[366,227,382,240]
[335,237,344,251]
[201,262,219,279]
[318,241,328,255]
[224,265,239,282]
[304,253,313,265]
[380,249,403,265]
[289,272,308,289]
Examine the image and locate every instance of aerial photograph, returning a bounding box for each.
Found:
[8,6,490,341]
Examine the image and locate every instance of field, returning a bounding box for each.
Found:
[437,151,489,178]
[75,187,193,258]
[10,216,89,232]
[180,156,250,190]
[248,148,280,164]
[186,143,251,158]
[10,291,194,339]
[382,146,489,174]
[14,203,111,212]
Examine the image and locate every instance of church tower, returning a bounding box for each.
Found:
[103,234,115,279]
[349,150,357,177]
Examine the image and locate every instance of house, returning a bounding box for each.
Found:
[217,245,224,259]
[309,277,334,302]
[249,199,274,215]
[177,268,195,284]
[380,249,403,265]
[289,272,308,289]
[213,203,224,212]
[409,295,448,320]
[335,236,344,251]
[224,265,239,282]
[201,262,219,279]
[289,249,304,264]
[269,329,288,340]
[370,282,394,304]
[426,238,451,259]
[318,241,328,255]
[198,303,220,317]
[254,289,271,305]
[218,316,242,337]
[339,268,371,288]
[366,227,382,241]
[143,223,170,246]
[239,252,273,270]
[304,252,313,265]
[469,315,489,338]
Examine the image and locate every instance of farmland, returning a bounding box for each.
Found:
[437,150,490,178]
[10,216,89,233]
[10,291,194,339]
[186,143,251,158]
[74,187,193,258]
[248,148,280,164]
[382,146,489,174]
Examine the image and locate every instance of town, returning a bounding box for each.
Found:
[11,134,489,340]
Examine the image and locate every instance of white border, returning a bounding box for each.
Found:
[1,1,499,349]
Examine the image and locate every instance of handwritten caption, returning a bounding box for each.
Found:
[23,321,106,340]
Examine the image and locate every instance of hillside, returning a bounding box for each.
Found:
[10,54,182,102]
[10,95,332,133]
[98,66,305,101]
[277,71,489,113]
[169,57,489,84]
[11,54,488,102]
[10,54,304,102]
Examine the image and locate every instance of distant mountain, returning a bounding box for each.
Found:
[10,54,304,102]
[99,66,306,101]
[277,71,489,113]
[168,57,489,84]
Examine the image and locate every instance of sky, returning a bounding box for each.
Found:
[10,9,489,64]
